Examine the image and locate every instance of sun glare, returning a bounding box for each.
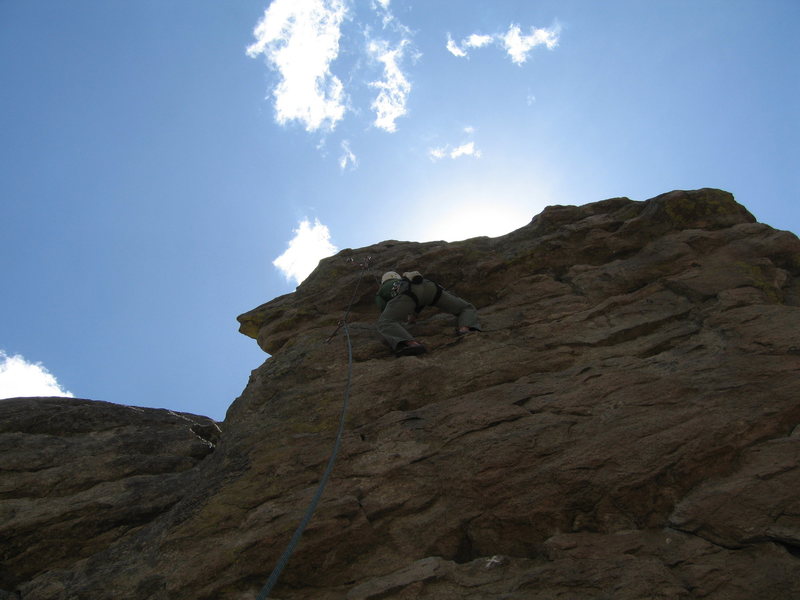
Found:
[415,200,537,242]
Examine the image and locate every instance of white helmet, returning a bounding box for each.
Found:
[381,271,401,283]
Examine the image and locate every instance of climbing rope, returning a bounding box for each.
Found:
[325,256,372,343]
[256,258,369,599]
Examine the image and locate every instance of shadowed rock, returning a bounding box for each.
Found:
[0,398,219,597]
[2,189,799,599]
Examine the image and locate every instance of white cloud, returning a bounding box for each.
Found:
[428,128,481,161]
[446,33,467,57]
[246,0,348,132]
[0,351,74,399]
[368,39,412,132]
[446,32,493,57]
[428,142,481,161]
[273,218,339,285]
[450,142,481,159]
[428,147,447,160]
[339,140,357,170]
[466,33,493,48]
[246,0,416,149]
[446,24,560,64]
[501,24,560,64]
[371,0,394,27]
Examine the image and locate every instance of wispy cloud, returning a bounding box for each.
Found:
[445,34,467,58]
[368,38,412,132]
[446,32,494,57]
[428,147,446,160]
[466,33,494,48]
[502,24,560,64]
[0,350,74,399]
[247,0,415,137]
[339,140,357,170]
[246,0,348,132]
[429,142,482,161]
[446,23,560,64]
[429,127,482,161]
[273,218,339,285]
[450,142,481,159]
[371,0,394,28]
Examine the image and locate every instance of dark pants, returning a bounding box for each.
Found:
[377,280,480,350]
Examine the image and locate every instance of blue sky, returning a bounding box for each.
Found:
[1,0,797,421]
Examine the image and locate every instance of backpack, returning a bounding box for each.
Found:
[389,278,411,299]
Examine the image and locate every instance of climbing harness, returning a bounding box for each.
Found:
[256,258,369,600]
[390,276,444,314]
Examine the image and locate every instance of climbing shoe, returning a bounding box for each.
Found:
[395,340,427,356]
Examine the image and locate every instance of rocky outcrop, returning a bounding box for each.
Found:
[0,398,220,598]
[1,189,799,599]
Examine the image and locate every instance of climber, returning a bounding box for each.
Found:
[375,271,481,356]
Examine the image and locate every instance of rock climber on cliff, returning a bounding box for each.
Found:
[375,271,481,356]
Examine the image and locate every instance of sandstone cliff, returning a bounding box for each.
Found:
[2,189,799,599]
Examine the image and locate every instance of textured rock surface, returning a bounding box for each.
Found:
[0,398,220,597]
[2,189,799,599]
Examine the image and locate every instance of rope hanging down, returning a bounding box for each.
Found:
[256,258,370,600]
[326,256,373,343]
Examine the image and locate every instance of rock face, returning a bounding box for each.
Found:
[0,399,220,598]
[2,189,800,599]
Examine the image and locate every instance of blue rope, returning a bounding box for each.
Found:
[256,262,365,599]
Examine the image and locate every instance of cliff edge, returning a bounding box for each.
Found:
[2,188,799,599]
